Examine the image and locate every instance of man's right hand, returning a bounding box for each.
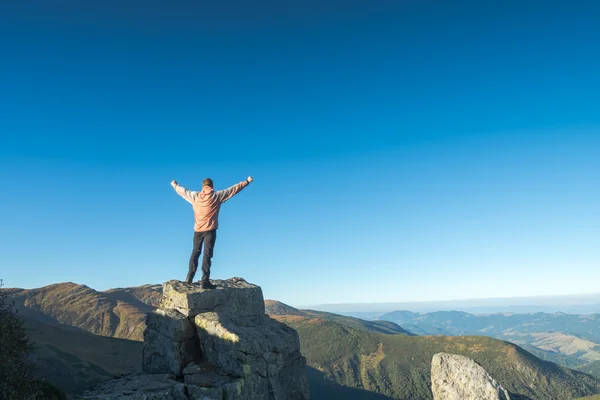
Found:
[247,176,253,183]
[171,180,178,187]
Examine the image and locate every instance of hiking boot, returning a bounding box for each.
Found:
[201,281,217,290]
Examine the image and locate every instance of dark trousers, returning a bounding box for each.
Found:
[186,229,217,283]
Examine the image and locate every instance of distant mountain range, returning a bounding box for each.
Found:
[7,282,600,399]
[376,309,600,374]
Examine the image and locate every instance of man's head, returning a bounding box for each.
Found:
[202,178,214,188]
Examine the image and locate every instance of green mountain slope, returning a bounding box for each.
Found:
[304,310,412,335]
[274,314,600,400]
[266,300,411,335]
[23,316,141,397]
[579,360,600,379]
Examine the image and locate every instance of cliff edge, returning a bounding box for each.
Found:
[79,277,309,400]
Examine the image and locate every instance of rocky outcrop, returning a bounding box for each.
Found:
[431,353,510,400]
[80,278,309,400]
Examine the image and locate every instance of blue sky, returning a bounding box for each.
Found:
[1,1,599,306]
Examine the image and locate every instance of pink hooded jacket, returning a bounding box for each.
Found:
[172,180,250,232]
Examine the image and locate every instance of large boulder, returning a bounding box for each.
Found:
[431,353,510,400]
[82,277,309,400]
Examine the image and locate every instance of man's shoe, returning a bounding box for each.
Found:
[201,281,217,290]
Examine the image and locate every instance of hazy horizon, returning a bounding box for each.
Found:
[302,292,600,314]
[2,1,599,306]
[303,291,600,306]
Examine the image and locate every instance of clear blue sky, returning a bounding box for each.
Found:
[1,0,599,306]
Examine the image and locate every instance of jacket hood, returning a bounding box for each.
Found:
[200,185,214,198]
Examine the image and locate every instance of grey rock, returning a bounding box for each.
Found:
[81,277,309,400]
[160,278,265,319]
[142,308,201,376]
[185,385,223,400]
[431,353,510,400]
[146,308,197,342]
[183,362,234,387]
[78,373,188,400]
[142,327,200,377]
[194,312,309,399]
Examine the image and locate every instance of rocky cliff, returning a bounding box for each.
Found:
[431,352,511,400]
[79,278,309,400]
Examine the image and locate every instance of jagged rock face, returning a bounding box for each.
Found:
[142,308,200,376]
[431,353,510,400]
[194,311,309,399]
[81,277,309,400]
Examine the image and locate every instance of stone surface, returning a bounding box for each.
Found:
[83,277,309,399]
[185,386,222,400]
[160,278,265,320]
[431,353,511,400]
[146,308,197,342]
[142,308,200,377]
[78,373,190,400]
[194,311,309,399]
[183,362,235,387]
[194,312,301,375]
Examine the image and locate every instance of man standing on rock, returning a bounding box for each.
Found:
[171,176,253,288]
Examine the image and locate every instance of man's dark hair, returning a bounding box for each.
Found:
[202,178,214,188]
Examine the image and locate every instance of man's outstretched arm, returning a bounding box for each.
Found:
[171,180,196,203]
[215,176,253,203]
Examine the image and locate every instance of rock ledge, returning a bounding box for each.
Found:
[160,278,265,320]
